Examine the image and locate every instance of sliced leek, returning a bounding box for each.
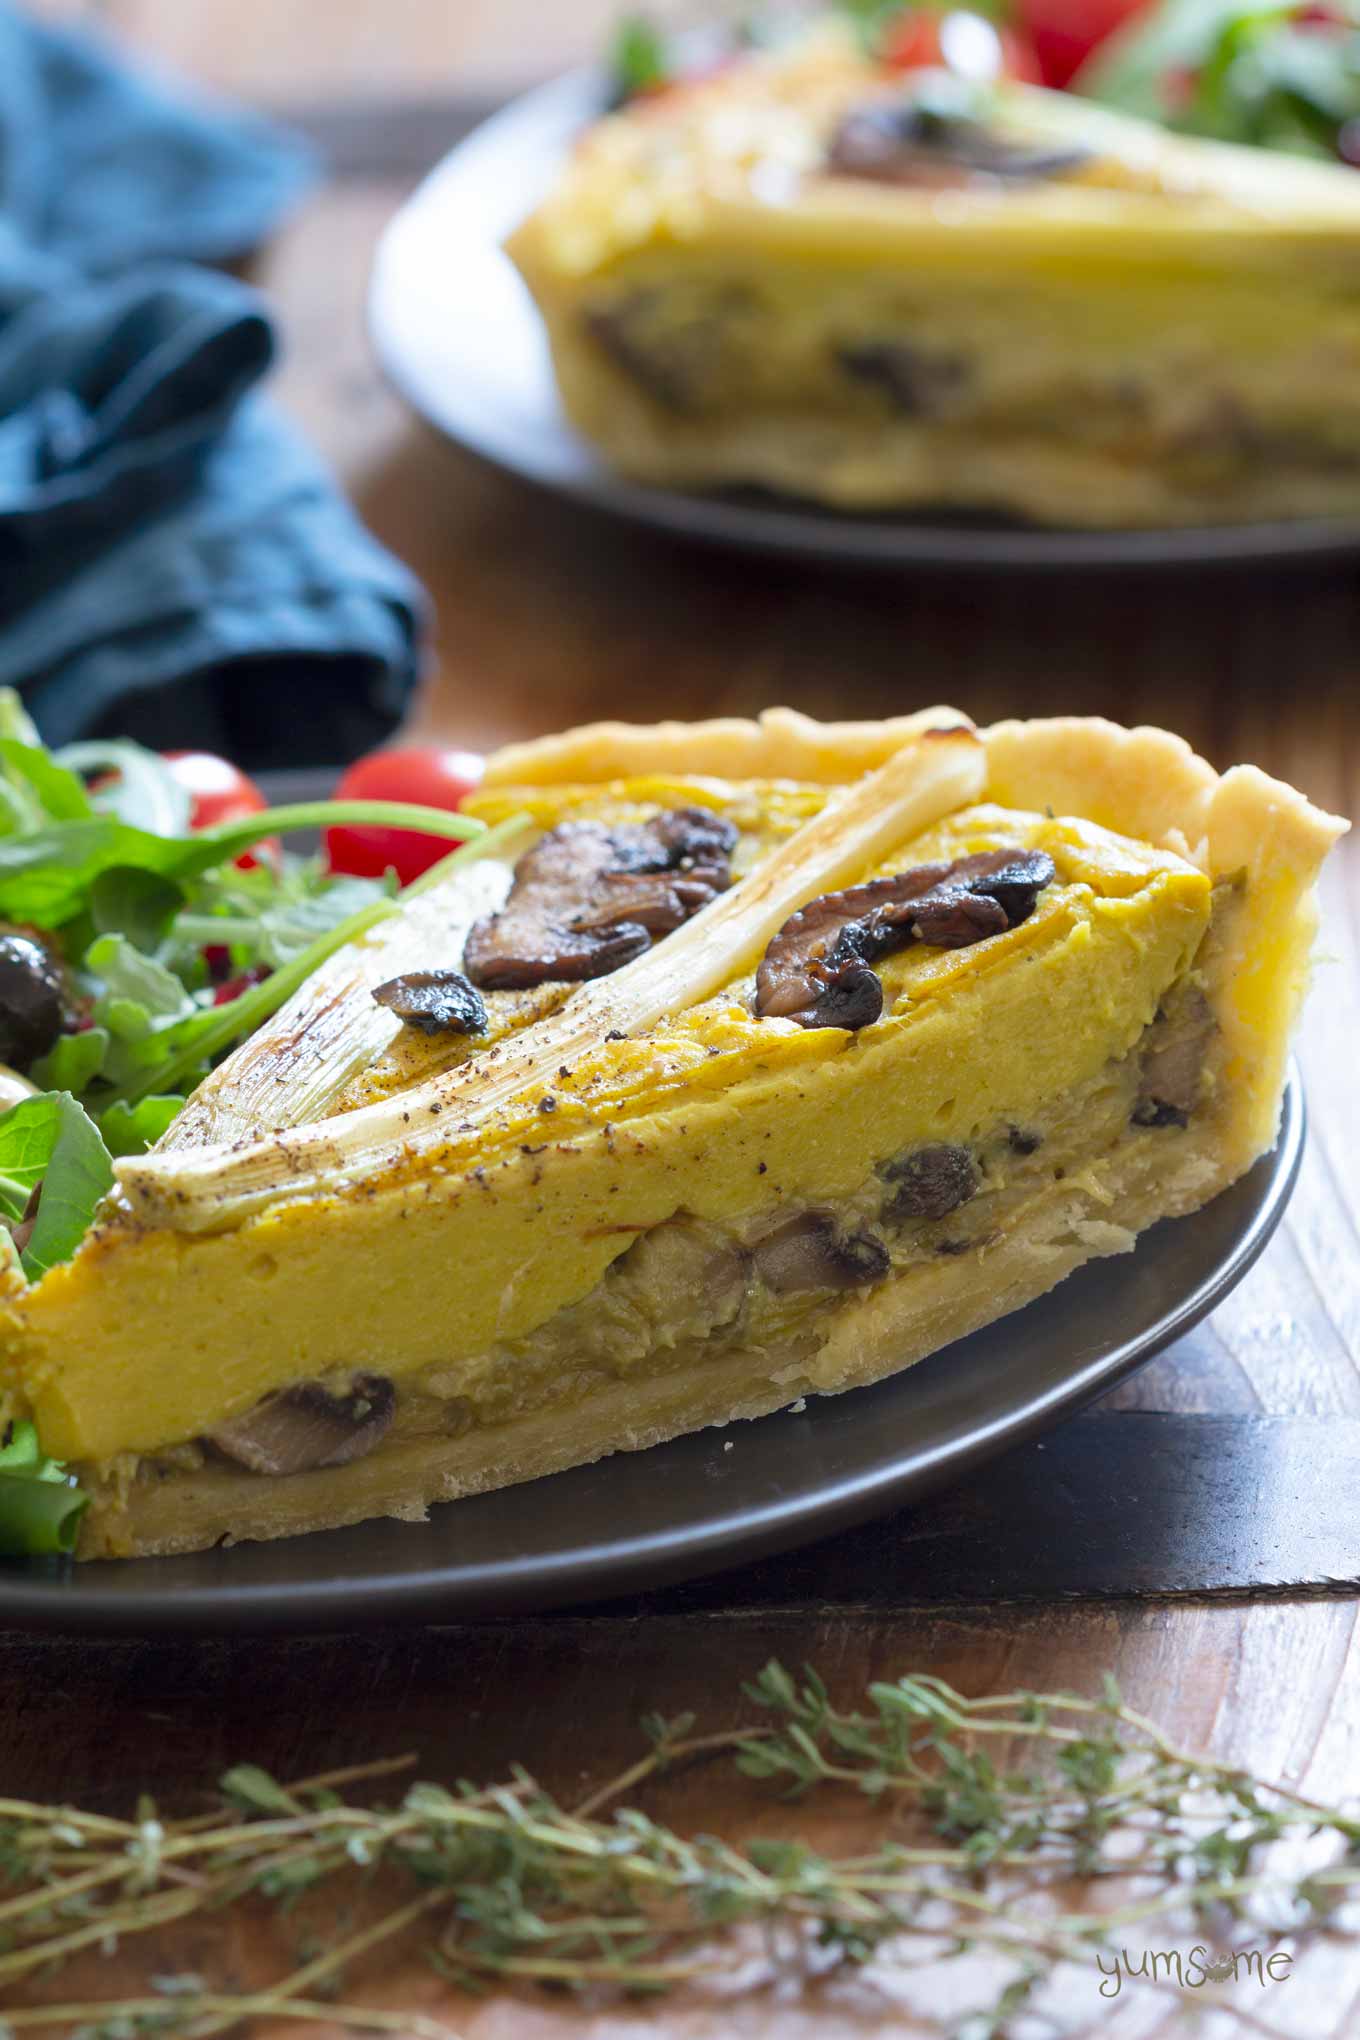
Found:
[117,729,987,1232]
[163,818,532,1153]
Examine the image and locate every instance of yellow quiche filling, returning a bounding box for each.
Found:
[0,711,1342,1557]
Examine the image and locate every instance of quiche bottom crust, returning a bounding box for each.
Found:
[72,713,1345,1559]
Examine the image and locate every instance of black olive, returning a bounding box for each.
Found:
[0,935,65,1069]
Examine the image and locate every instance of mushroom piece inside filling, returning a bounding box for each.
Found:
[1132,985,1216,1128]
[755,848,1055,1031]
[463,806,737,992]
[750,1210,890,1293]
[880,1142,980,1224]
[206,1375,396,1477]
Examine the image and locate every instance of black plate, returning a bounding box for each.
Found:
[0,1076,1303,1633]
[368,70,1360,573]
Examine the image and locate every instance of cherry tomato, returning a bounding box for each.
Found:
[1015,0,1147,88]
[325,747,485,886]
[162,750,279,870]
[881,7,1042,81]
[163,751,267,830]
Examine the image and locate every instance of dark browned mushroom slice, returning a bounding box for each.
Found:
[464,807,737,992]
[207,1374,395,1477]
[373,969,487,1037]
[826,97,1091,189]
[750,1211,890,1293]
[881,1142,979,1224]
[755,848,1055,1031]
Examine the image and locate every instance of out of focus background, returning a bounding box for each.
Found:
[33,0,621,100]
[16,0,1360,796]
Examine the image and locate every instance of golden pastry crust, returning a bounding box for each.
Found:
[480,705,968,789]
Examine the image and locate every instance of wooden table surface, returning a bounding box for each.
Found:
[12,5,1360,2035]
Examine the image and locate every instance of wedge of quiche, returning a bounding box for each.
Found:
[0,710,1343,1557]
[508,29,1360,527]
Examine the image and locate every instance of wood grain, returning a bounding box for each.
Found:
[7,7,1360,2036]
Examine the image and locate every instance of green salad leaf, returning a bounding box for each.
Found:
[88,864,187,947]
[99,1096,186,1158]
[30,1028,109,1095]
[1078,0,1360,157]
[0,691,490,1155]
[0,1421,87,1557]
[0,736,92,828]
[57,737,192,834]
[0,1091,115,1279]
[0,798,475,930]
[607,13,671,101]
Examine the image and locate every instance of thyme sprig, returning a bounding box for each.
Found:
[3,1662,1358,2038]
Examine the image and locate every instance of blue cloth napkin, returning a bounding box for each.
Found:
[0,5,423,765]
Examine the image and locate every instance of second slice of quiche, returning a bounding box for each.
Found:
[0,710,1343,1555]
[509,29,1360,527]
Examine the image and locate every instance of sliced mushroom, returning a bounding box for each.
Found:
[464,807,737,992]
[826,98,1090,189]
[615,1217,749,1339]
[1132,986,1216,1130]
[755,848,1055,1031]
[586,297,696,413]
[373,969,487,1037]
[583,287,751,414]
[750,1211,890,1294]
[838,343,970,418]
[881,1142,979,1224]
[207,1374,395,1476]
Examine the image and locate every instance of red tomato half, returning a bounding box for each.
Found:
[325,747,486,886]
[1015,0,1147,87]
[162,751,278,870]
